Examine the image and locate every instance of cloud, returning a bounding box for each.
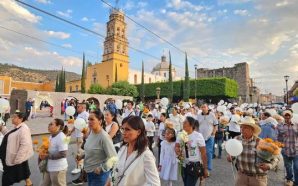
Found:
[46,31,70,39]
[81,17,89,22]
[218,0,251,4]
[35,0,51,4]
[233,9,249,16]
[167,0,204,11]
[62,44,72,48]
[57,9,72,18]
[0,0,41,23]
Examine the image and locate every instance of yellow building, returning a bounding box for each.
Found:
[66,79,81,93]
[0,75,55,96]
[85,9,129,90]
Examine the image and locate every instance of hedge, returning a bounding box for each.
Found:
[136,77,238,99]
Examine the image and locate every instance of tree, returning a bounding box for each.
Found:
[55,74,59,92]
[62,69,66,92]
[88,84,104,94]
[106,81,139,97]
[140,61,145,102]
[168,50,173,101]
[183,52,190,101]
[81,53,86,93]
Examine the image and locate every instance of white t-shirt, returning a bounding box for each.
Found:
[169,114,183,132]
[228,114,241,133]
[176,131,205,162]
[145,121,155,137]
[123,109,135,118]
[75,111,89,138]
[47,132,68,172]
[158,122,165,140]
[0,134,3,172]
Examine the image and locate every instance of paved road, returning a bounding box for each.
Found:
[2,117,286,186]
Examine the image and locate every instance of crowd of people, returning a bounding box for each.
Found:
[0,99,297,186]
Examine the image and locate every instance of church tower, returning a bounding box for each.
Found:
[101,9,129,87]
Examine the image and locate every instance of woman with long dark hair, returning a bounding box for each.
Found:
[77,110,117,186]
[114,116,160,186]
[104,110,122,152]
[40,118,69,186]
[0,112,33,186]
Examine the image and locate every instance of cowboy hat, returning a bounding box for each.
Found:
[239,116,261,136]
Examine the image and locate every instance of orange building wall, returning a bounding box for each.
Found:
[0,76,12,95]
[66,80,82,92]
[11,80,55,92]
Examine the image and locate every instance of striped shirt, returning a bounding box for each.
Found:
[235,136,278,175]
[277,122,298,157]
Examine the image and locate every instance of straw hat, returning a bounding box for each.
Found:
[239,116,261,136]
[282,110,293,117]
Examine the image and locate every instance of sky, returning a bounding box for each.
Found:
[0,0,297,96]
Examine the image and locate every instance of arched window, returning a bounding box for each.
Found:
[149,77,152,83]
[134,74,137,84]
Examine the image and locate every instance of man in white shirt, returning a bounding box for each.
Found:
[228,107,241,139]
[71,103,89,174]
[122,101,135,118]
[169,107,184,132]
[197,104,218,172]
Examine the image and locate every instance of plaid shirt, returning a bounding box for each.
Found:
[235,136,278,175]
[277,122,298,157]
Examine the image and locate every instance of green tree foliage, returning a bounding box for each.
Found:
[106,81,139,97]
[135,77,238,100]
[293,88,298,97]
[88,84,105,94]
[81,53,86,93]
[56,68,66,92]
[183,52,190,101]
[55,74,59,92]
[168,51,173,101]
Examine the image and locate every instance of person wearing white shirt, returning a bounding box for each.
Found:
[70,103,89,174]
[158,113,167,164]
[114,116,160,186]
[169,107,183,132]
[228,107,241,139]
[40,119,69,186]
[145,114,156,151]
[122,101,135,119]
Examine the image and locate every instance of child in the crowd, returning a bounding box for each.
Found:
[158,113,167,164]
[145,114,156,151]
[158,127,178,186]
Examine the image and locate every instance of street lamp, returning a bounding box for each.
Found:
[283,88,287,104]
[194,64,198,103]
[156,87,161,100]
[284,75,289,104]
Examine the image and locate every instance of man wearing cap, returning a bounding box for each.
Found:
[277,110,298,186]
[228,116,279,186]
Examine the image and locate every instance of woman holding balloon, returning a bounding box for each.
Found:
[226,116,279,186]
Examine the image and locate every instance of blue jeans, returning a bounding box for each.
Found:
[205,136,215,171]
[215,138,224,158]
[181,166,199,186]
[87,171,110,186]
[282,154,298,185]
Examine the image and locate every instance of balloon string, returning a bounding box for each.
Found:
[231,160,236,181]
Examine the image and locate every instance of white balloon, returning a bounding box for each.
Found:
[183,102,190,109]
[160,98,169,107]
[291,103,298,114]
[231,114,241,123]
[208,105,215,110]
[265,109,277,116]
[0,98,9,113]
[115,99,123,109]
[217,105,227,113]
[227,103,233,109]
[65,106,76,116]
[292,114,298,124]
[225,139,243,156]
[218,100,224,106]
[74,118,87,130]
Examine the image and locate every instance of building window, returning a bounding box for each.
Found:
[75,85,79,92]
[120,63,123,67]
[164,72,167,77]
[70,86,72,92]
[149,78,151,83]
[134,74,137,84]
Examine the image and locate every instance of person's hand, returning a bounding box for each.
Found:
[39,154,48,160]
[94,167,101,175]
[227,155,232,162]
[76,155,83,162]
[203,168,208,178]
[158,165,162,172]
[259,163,270,171]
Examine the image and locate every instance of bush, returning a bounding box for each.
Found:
[135,77,238,99]
[88,84,104,94]
[106,81,139,97]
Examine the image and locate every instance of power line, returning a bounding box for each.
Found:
[0,25,97,60]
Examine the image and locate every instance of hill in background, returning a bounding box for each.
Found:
[0,63,81,83]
